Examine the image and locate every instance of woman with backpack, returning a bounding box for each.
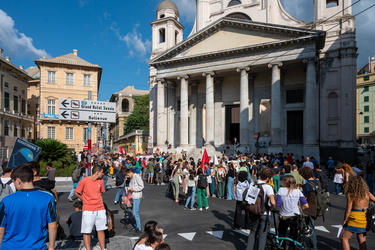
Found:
[341,175,375,250]
[234,171,250,230]
[196,167,209,211]
[276,175,309,250]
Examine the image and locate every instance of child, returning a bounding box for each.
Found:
[66,201,83,240]
[155,243,171,250]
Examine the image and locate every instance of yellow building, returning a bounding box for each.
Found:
[0,50,35,160]
[356,59,375,144]
[26,49,102,152]
[108,86,149,154]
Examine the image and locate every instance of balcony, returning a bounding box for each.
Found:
[1,108,34,121]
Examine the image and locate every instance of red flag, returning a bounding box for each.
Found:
[201,148,209,171]
[119,146,126,155]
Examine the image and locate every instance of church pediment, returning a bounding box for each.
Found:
[150,18,325,66]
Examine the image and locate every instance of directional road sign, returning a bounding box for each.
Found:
[59,110,116,123]
[59,98,116,112]
[59,98,116,123]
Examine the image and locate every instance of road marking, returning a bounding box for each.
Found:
[331,225,342,229]
[206,230,224,239]
[178,232,196,241]
[315,226,330,233]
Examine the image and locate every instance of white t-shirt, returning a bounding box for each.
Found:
[0,177,16,193]
[277,187,305,216]
[134,244,153,250]
[253,180,274,215]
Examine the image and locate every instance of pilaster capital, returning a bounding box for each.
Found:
[202,71,215,77]
[214,77,223,84]
[156,78,166,84]
[303,57,318,64]
[268,62,283,69]
[177,75,190,81]
[189,80,199,87]
[236,66,251,73]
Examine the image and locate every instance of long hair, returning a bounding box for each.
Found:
[342,163,354,176]
[282,175,297,195]
[344,175,369,204]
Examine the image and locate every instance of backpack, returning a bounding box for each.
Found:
[0,179,13,201]
[244,182,268,217]
[367,201,375,233]
[198,175,208,189]
[154,163,162,173]
[115,172,126,187]
[72,166,81,182]
[307,181,330,219]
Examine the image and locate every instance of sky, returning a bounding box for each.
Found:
[0,0,374,101]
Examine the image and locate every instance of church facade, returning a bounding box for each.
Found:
[149,0,357,161]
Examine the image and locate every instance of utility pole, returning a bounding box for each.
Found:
[87,91,92,175]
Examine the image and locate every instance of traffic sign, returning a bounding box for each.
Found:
[132,144,136,148]
[59,98,116,123]
[59,110,116,123]
[59,98,116,113]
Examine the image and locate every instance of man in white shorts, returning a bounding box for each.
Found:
[75,165,107,250]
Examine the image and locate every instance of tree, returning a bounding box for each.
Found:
[31,138,77,176]
[124,94,149,134]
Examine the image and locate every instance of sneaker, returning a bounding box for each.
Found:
[114,201,118,205]
[212,194,216,198]
[133,228,142,236]
[161,183,166,185]
[205,206,209,210]
[190,208,196,211]
[67,197,73,202]
[184,207,187,210]
[199,208,203,211]
[157,183,160,185]
[129,228,136,232]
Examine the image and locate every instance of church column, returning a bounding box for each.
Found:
[237,67,250,147]
[249,74,257,149]
[156,78,166,147]
[167,82,176,147]
[304,59,318,145]
[268,62,283,151]
[189,81,199,146]
[178,75,189,146]
[203,72,215,146]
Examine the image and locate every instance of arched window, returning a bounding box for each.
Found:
[159,28,166,43]
[175,31,179,45]
[122,99,130,113]
[228,0,241,7]
[328,92,339,118]
[226,12,251,20]
[326,0,339,8]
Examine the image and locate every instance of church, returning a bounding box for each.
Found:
[148,0,357,162]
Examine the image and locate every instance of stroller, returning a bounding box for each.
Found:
[266,210,313,250]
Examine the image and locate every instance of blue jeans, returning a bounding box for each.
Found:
[209,176,216,196]
[103,175,108,188]
[226,177,235,200]
[185,186,196,208]
[132,198,141,230]
[306,216,318,250]
[115,187,125,202]
[247,214,269,250]
[335,183,342,194]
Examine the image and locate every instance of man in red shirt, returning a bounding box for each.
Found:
[75,165,107,250]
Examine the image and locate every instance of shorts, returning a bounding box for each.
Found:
[81,210,107,233]
[148,172,154,178]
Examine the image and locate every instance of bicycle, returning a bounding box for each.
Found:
[266,211,312,250]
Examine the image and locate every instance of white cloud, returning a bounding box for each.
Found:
[79,0,90,7]
[173,0,196,24]
[113,24,151,59]
[0,9,50,59]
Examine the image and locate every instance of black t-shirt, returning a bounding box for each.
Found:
[67,211,83,237]
[252,165,259,175]
[273,167,281,175]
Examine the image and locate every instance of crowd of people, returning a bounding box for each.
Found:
[2,148,375,249]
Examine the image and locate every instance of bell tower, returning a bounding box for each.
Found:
[150,0,184,59]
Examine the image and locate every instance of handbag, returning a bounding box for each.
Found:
[121,192,133,208]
